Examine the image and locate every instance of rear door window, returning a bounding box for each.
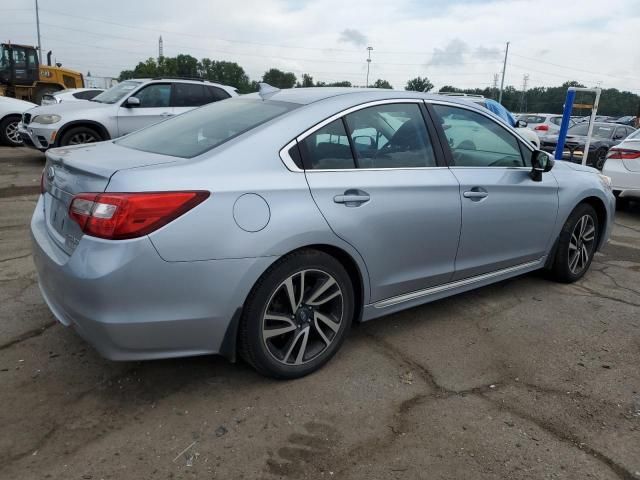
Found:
[299,119,355,170]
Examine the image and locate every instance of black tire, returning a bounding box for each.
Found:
[593,148,608,170]
[59,126,102,147]
[0,115,23,147]
[550,203,599,283]
[239,249,355,379]
[33,86,59,105]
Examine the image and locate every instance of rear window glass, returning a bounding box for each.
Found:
[520,115,545,124]
[116,98,298,158]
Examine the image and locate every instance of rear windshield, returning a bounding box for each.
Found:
[568,124,614,138]
[116,98,298,158]
[519,115,545,124]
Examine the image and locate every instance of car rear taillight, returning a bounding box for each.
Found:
[534,124,549,131]
[69,191,209,240]
[606,148,640,160]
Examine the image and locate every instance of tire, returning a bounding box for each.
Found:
[0,115,23,147]
[239,249,355,379]
[549,204,599,283]
[593,148,607,170]
[33,86,59,105]
[59,126,102,147]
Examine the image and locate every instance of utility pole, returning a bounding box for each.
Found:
[34,0,42,62]
[366,46,373,87]
[492,73,499,99]
[520,74,529,112]
[498,41,509,104]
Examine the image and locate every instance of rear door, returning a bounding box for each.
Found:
[429,102,559,280]
[302,100,462,302]
[117,82,173,136]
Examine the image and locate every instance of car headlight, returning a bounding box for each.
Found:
[31,114,61,124]
[597,174,612,190]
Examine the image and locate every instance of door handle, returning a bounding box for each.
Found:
[161,112,174,117]
[463,188,488,200]
[333,190,370,206]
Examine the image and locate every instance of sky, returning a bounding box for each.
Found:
[2,0,639,93]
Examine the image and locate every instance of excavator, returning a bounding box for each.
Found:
[0,43,84,104]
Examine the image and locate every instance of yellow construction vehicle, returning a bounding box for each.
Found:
[0,43,84,104]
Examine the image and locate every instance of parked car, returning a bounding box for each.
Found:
[40,88,105,105]
[517,113,574,135]
[540,122,636,169]
[32,88,615,378]
[602,128,640,205]
[610,115,636,126]
[439,94,539,147]
[18,78,237,151]
[0,96,37,146]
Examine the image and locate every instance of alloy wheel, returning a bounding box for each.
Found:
[568,214,596,275]
[262,269,344,366]
[6,121,21,145]
[68,132,97,145]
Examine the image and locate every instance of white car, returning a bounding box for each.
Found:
[40,88,105,105]
[517,113,575,135]
[602,128,640,205]
[0,96,37,147]
[18,78,238,151]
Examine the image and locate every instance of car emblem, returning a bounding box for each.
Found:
[46,166,55,181]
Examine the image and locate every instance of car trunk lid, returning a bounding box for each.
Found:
[42,142,178,255]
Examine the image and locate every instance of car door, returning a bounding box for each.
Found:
[301,100,462,302]
[429,102,559,280]
[117,83,173,136]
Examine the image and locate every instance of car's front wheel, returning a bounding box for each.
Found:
[0,115,23,147]
[59,126,102,147]
[550,203,599,283]
[239,249,354,379]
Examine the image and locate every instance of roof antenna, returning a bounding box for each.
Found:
[258,82,280,100]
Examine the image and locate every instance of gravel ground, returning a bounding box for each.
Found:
[1,146,639,480]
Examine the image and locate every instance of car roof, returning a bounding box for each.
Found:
[241,87,491,107]
[121,78,232,89]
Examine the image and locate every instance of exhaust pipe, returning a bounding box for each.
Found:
[47,51,52,66]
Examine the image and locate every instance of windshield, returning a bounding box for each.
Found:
[568,123,614,138]
[91,80,142,104]
[116,98,298,158]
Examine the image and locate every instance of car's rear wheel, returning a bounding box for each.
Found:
[550,203,599,283]
[593,148,608,170]
[59,126,102,147]
[0,115,23,147]
[239,249,354,379]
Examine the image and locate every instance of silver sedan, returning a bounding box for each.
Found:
[31,88,615,378]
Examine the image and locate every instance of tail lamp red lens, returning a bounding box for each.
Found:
[534,124,549,131]
[69,191,209,240]
[606,148,640,160]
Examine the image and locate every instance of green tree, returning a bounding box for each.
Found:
[297,73,314,87]
[327,81,352,87]
[199,59,250,92]
[372,79,393,89]
[262,68,297,89]
[405,76,434,92]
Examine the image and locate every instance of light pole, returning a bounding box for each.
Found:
[35,0,42,62]
[366,46,373,87]
[498,41,510,104]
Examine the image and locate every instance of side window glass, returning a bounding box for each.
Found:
[300,119,355,170]
[173,83,206,107]
[206,86,231,102]
[344,103,436,168]
[134,84,171,108]
[433,104,524,167]
[518,142,533,167]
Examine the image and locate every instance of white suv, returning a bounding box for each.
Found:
[18,78,238,151]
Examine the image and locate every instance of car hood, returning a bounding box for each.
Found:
[26,100,113,117]
[0,96,37,114]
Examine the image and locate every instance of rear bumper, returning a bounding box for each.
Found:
[18,123,56,151]
[30,196,274,360]
[603,160,640,198]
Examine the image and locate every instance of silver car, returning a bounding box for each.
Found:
[18,78,237,151]
[31,88,615,378]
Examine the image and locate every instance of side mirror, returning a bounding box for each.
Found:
[125,96,140,107]
[516,119,528,128]
[530,150,554,182]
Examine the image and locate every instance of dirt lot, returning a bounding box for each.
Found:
[1,146,639,480]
